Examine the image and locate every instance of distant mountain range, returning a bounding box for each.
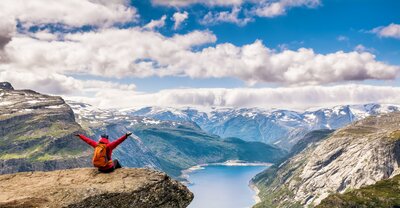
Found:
[121,104,400,149]
[67,101,286,177]
[0,82,286,178]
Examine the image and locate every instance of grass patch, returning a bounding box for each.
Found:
[340,126,376,135]
[0,153,26,160]
[14,121,80,141]
[35,154,54,161]
[389,130,400,141]
[317,175,400,208]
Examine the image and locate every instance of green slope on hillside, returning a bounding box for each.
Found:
[0,84,91,173]
[317,174,400,208]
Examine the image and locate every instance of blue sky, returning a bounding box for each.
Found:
[1,0,400,109]
[104,0,400,92]
[134,0,400,57]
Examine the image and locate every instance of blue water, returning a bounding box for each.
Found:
[187,165,268,208]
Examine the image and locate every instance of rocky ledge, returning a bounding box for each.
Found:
[0,168,194,208]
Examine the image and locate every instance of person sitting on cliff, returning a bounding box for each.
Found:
[75,132,132,173]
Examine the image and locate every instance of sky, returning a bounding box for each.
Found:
[0,0,400,110]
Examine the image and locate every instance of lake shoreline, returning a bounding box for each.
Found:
[249,181,261,204]
[180,160,272,182]
[181,160,271,206]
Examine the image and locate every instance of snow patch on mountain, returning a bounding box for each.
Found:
[121,103,400,149]
[66,100,400,149]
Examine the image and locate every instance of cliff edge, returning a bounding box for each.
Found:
[0,168,193,208]
[0,82,92,174]
[253,112,400,207]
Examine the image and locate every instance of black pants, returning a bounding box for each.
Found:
[99,159,122,173]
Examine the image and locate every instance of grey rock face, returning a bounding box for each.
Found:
[0,87,91,174]
[254,112,400,207]
[0,168,194,208]
[0,82,13,90]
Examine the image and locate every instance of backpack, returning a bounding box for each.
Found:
[92,143,110,168]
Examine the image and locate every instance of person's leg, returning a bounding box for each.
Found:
[113,159,122,169]
[98,167,114,173]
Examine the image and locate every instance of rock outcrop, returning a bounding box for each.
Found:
[0,168,193,208]
[253,112,400,207]
[0,82,13,90]
[0,83,91,174]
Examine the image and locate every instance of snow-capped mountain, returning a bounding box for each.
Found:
[67,101,287,177]
[67,101,196,130]
[124,104,400,149]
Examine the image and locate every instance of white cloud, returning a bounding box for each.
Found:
[1,30,398,86]
[0,15,15,50]
[144,15,167,30]
[0,28,217,78]
[201,7,253,26]
[170,30,217,48]
[354,44,375,53]
[0,69,136,95]
[0,0,137,29]
[174,40,398,85]
[172,11,189,30]
[65,84,400,110]
[151,0,243,7]
[153,0,320,25]
[0,15,15,62]
[337,35,349,42]
[0,0,398,112]
[371,23,400,39]
[254,0,320,17]
[29,29,60,41]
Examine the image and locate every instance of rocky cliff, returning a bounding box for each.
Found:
[0,82,91,174]
[0,168,193,208]
[253,112,400,207]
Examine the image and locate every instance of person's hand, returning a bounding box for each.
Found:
[126,132,132,137]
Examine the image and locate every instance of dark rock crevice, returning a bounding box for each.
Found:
[0,82,13,90]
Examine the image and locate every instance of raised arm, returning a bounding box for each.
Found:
[108,132,131,150]
[76,134,97,148]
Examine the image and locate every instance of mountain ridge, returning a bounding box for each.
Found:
[252,112,400,207]
[115,103,400,149]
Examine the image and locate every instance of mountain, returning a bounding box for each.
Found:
[68,101,287,177]
[0,82,286,178]
[0,82,92,174]
[252,112,400,207]
[0,168,193,208]
[126,104,400,149]
[285,129,335,161]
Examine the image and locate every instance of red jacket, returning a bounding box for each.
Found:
[77,134,128,170]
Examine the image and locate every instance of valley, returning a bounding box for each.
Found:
[2,82,400,208]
